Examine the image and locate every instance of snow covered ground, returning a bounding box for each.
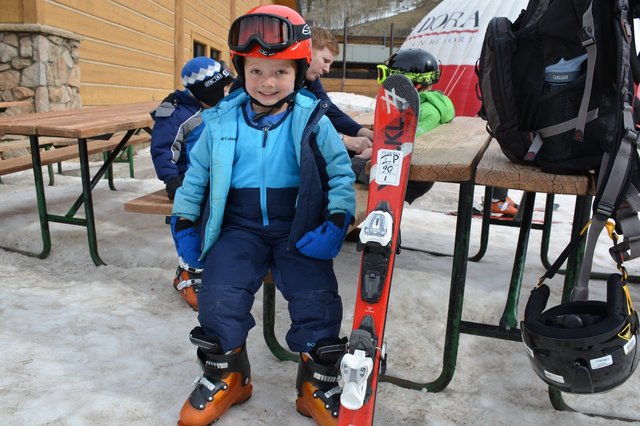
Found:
[1,93,639,425]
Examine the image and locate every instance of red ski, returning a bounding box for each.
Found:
[338,74,419,425]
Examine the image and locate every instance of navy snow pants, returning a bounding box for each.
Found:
[197,190,343,353]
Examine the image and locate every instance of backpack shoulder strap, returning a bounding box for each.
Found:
[572,0,640,301]
[573,0,597,141]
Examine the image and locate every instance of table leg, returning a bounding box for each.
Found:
[469,186,493,262]
[379,180,475,391]
[499,191,536,329]
[77,137,105,266]
[262,278,297,362]
[67,130,134,216]
[30,135,52,259]
[1,135,52,259]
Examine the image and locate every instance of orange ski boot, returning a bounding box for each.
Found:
[295,341,346,426]
[173,265,201,311]
[178,327,252,426]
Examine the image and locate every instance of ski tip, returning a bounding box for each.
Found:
[381,74,420,114]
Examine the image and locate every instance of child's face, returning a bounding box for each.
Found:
[244,56,297,114]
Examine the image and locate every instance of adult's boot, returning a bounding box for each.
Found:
[295,341,345,425]
[178,327,252,425]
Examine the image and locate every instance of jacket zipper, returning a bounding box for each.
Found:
[260,127,269,226]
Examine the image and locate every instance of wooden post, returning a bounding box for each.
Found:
[341,17,348,92]
[174,0,184,88]
[229,1,236,66]
[389,23,395,57]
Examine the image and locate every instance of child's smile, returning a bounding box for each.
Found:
[244,56,296,114]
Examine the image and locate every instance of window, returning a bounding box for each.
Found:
[193,41,206,57]
[210,48,220,60]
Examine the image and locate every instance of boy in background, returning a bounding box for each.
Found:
[150,57,234,310]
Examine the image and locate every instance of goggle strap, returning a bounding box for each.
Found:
[377,65,441,86]
[293,23,311,42]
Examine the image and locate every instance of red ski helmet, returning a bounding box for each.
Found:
[228,5,311,90]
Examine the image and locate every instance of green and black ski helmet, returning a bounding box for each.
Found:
[381,49,441,86]
[521,274,640,394]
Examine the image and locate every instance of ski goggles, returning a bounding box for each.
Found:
[376,64,441,86]
[228,13,311,54]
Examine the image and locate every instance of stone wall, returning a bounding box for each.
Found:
[0,24,81,116]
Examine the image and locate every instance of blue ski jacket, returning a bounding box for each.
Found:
[172,89,356,258]
[150,89,204,183]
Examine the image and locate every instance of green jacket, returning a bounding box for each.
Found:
[417,90,455,136]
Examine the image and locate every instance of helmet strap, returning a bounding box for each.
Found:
[249,91,295,122]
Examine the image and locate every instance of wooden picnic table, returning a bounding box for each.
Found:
[0,101,157,265]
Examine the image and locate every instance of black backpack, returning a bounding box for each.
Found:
[477,0,640,174]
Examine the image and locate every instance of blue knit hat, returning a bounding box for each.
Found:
[181,57,233,106]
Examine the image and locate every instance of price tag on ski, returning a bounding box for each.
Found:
[338,74,419,426]
[375,149,403,186]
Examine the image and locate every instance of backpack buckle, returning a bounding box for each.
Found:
[596,201,615,217]
[624,128,639,145]
[580,27,595,47]
[609,241,629,264]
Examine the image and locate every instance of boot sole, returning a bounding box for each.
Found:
[295,398,312,418]
[178,385,253,426]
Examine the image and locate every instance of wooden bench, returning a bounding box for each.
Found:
[0,133,149,184]
[124,182,370,228]
[0,100,31,113]
[0,138,53,155]
[42,132,150,178]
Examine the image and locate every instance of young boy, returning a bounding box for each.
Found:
[171,6,355,426]
[150,57,233,310]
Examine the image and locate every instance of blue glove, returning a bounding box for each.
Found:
[170,216,204,270]
[296,212,352,260]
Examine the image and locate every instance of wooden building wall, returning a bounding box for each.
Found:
[0,0,285,106]
[322,78,379,99]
